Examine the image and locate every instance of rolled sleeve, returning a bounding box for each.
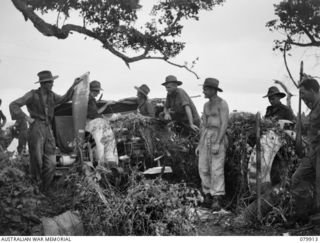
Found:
[178,89,191,107]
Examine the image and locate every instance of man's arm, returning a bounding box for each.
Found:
[163,96,172,120]
[54,78,82,106]
[178,89,198,130]
[214,100,229,145]
[200,105,207,136]
[185,105,198,131]
[9,91,33,121]
[118,97,138,104]
[97,101,116,114]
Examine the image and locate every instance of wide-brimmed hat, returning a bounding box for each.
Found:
[90,80,103,91]
[134,84,150,97]
[203,78,223,92]
[161,75,183,86]
[263,86,286,98]
[35,70,59,83]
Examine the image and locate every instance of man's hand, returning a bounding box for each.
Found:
[26,116,34,125]
[211,143,220,154]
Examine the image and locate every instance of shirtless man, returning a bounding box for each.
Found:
[196,78,229,210]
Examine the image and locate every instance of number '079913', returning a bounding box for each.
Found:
[300,237,318,241]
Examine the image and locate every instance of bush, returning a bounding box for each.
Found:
[74,170,201,235]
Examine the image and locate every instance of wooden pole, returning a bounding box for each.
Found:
[296,61,303,157]
[256,112,262,221]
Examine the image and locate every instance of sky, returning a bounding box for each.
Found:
[1,0,320,124]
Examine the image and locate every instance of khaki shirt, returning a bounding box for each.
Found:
[165,88,200,126]
[138,99,155,117]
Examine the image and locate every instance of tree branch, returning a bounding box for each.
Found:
[140,56,200,79]
[273,79,294,112]
[159,11,183,37]
[287,33,320,47]
[11,0,201,77]
[283,41,298,88]
[165,60,200,79]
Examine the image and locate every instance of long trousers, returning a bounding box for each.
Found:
[28,120,56,191]
[198,128,227,196]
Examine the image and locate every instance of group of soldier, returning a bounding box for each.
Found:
[1,69,320,223]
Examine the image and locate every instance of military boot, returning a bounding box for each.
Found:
[211,196,222,211]
[201,193,212,208]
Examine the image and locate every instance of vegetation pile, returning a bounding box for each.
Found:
[0,112,308,235]
[225,112,300,225]
[0,152,42,235]
[108,113,200,185]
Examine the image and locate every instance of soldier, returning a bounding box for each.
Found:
[291,78,320,223]
[263,86,295,121]
[86,80,118,167]
[196,78,229,210]
[87,80,114,120]
[9,70,81,192]
[119,84,155,117]
[161,75,200,134]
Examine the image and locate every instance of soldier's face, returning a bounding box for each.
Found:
[137,91,144,99]
[203,87,217,98]
[165,83,178,94]
[300,86,314,107]
[268,95,281,106]
[91,89,100,98]
[42,81,53,91]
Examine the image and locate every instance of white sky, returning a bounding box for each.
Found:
[1,0,320,123]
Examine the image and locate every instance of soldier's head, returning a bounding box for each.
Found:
[134,84,150,100]
[90,80,103,98]
[263,86,285,106]
[299,78,319,107]
[37,70,57,92]
[162,75,182,94]
[202,78,222,98]
[268,94,283,106]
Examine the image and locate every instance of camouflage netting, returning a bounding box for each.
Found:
[225,112,300,225]
[108,113,200,185]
